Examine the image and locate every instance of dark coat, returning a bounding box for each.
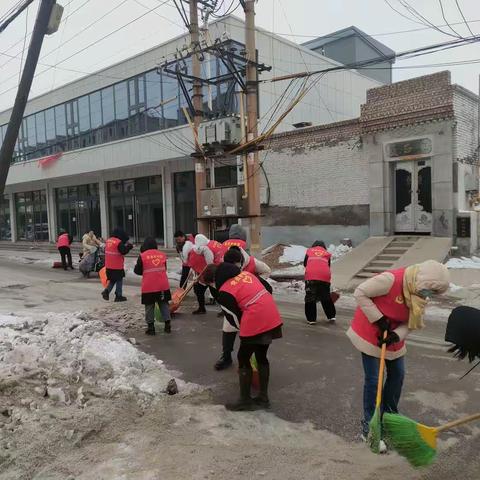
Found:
[106,228,133,281]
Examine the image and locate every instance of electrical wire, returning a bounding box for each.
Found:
[0,0,34,35]
[17,0,29,85]
[455,0,475,37]
[438,0,462,38]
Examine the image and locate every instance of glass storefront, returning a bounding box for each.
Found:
[173,171,196,235]
[56,184,101,241]
[15,190,48,241]
[0,196,11,240]
[108,175,164,244]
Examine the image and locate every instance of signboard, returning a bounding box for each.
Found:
[457,216,471,238]
[388,138,432,158]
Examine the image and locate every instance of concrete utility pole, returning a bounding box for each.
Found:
[244,0,261,252]
[0,0,61,194]
[190,0,208,235]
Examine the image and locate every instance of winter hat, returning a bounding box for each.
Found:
[445,306,480,362]
[229,224,247,241]
[194,234,209,249]
[214,262,241,290]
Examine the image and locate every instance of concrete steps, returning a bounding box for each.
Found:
[352,236,420,282]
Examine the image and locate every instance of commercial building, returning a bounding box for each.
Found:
[0,16,383,246]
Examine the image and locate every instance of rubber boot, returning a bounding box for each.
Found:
[225,368,256,411]
[253,364,270,408]
[145,323,156,335]
[214,332,235,370]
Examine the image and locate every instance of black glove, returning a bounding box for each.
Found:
[375,316,390,334]
[378,331,400,347]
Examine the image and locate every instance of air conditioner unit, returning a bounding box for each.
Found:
[199,117,243,146]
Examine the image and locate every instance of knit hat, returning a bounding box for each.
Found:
[445,306,480,362]
[229,224,247,241]
[214,262,241,290]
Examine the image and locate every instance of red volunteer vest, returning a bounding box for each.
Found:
[57,233,70,248]
[220,271,282,338]
[223,238,247,250]
[207,240,226,265]
[304,247,332,282]
[350,268,409,352]
[243,255,256,273]
[188,250,207,274]
[105,237,125,270]
[140,249,169,293]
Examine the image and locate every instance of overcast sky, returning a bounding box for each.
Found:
[0,0,479,112]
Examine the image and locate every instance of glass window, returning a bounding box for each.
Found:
[45,108,56,147]
[54,104,67,146]
[108,180,123,195]
[26,115,36,149]
[78,96,90,133]
[89,91,102,129]
[162,75,179,129]
[129,79,136,107]
[35,111,46,157]
[149,175,162,192]
[134,177,149,193]
[145,70,162,132]
[114,81,128,139]
[101,86,115,124]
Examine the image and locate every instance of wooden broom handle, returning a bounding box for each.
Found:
[375,331,388,409]
[178,266,208,303]
[437,413,480,432]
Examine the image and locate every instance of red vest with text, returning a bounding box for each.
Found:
[105,237,124,270]
[188,250,207,274]
[243,255,256,273]
[350,268,409,352]
[223,238,247,250]
[57,233,70,248]
[140,249,169,293]
[304,247,332,282]
[220,271,282,338]
[207,240,226,265]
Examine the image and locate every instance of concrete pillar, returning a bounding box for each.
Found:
[46,183,57,242]
[98,179,109,240]
[8,193,16,243]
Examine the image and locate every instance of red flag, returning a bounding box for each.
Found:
[37,152,62,168]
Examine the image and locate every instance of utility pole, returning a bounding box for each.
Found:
[190,0,208,235]
[244,0,261,252]
[0,0,62,194]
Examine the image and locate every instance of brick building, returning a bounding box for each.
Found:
[260,71,479,251]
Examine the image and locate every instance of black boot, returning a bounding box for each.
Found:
[114,295,127,302]
[253,364,270,408]
[164,320,171,333]
[192,307,206,315]
[101,289,109,301]
[145,323,156,335]
[214,332,235,370]
[225,368,256,411]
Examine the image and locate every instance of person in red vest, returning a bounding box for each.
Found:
[56,229,73,271]
[304,241,336,325]
[203,263,283,411]
[174,230,195,288]
[134,237,171,335]
[187,234,224,314]
[214,246,272,371]
[346,260,449,449]
[222,224,248,251]
[101,227,133,302]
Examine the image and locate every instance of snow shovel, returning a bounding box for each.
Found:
[169,267,207,314]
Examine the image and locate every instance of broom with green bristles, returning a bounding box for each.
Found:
[383,412,480,467]
[367,330,388,453]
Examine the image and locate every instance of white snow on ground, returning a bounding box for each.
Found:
[0,311,193,398]
[445,256,480,269]
[279,243,352,265]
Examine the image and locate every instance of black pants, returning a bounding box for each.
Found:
[180,265,191,288]
[304,280,336,322]
[58,246,72,270]
[193,283,216,309]
[237,343,269,369]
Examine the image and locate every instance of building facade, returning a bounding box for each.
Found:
[260,71,479,251]
[0,16,383,246]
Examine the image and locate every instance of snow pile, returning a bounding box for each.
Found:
[446,256,480,269]
[0,312,192,402]
[279,243,352,266]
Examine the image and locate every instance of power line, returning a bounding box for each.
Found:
[0,0,34,34]
[455,0,475,37]
[438,0,462,38]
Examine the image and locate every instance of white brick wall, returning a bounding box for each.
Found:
[261,139,368,208]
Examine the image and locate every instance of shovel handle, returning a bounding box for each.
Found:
[375,330,388,409]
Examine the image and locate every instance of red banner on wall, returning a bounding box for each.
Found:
[37,152,63,168]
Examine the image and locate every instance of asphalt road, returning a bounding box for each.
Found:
[1,255,479,479]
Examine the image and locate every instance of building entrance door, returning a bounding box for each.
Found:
[394,159,432,233]
[108,176,164,244]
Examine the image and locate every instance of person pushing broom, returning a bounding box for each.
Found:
[346,260,450,452]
